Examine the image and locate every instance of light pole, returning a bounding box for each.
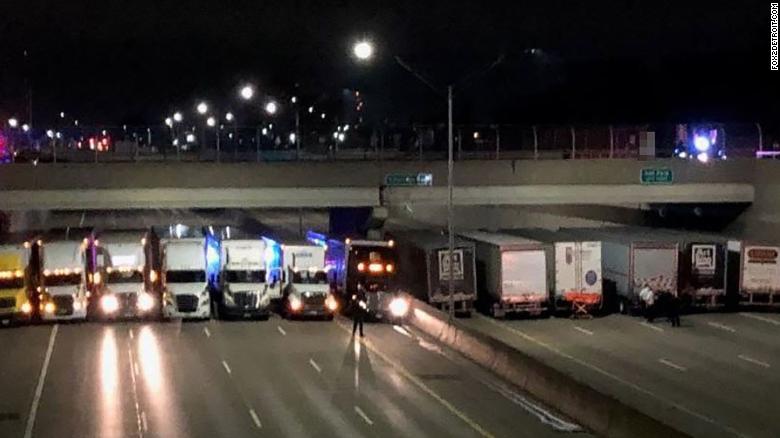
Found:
[353,40,503,320]
[206,115,221,162]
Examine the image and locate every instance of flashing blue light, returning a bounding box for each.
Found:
[693,136,711,152]
[262,237,282,282]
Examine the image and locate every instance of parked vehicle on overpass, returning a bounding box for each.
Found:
[317,231,409,321]
[162,237,210,319]
[0,243,35,324]
[92,231,160,320]
[391,230,476,316]
[729,241,780,308]
[460,231,550,318]
[281,242,337,319]
[218,238,274,319]
[39,238,89,321]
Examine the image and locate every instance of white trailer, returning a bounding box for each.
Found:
[733,242,780,307]
[40,240,88,321]
[281,243,336,318]
[162,238,210,319]
[219,239,272,318]
[97,232,158,319]
[460,231,549,317]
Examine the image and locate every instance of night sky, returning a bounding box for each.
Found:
[1,1,776,127]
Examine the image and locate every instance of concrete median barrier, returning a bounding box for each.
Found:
[407,299,688,438]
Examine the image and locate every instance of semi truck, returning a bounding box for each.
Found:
[0,243,34,324]
[318,231,410,321]
[459,231,549,317]
[93,231,159,319]
[557,228,678,314]
[508,228,603,314]
[39,239,89,321]
[161,237,210,319]
[729,241,780,308]
[391,230,476,316]
[281,242,338,319]
[218,238,274,319]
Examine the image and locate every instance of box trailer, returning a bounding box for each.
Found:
[508,229,602,314]
[556,228,678,314]
[459,231,549,317]
[729,241,780,307]
[392,231,477,316]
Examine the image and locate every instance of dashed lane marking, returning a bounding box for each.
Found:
[204,327,211,338]
[248,409,263,429]
[572,326,594,336]
[707,321,737,333]
[739,313,780,326]
[23,324,58,438]
[222,360,232,375]
[658,358,687,372]
[639,321,664,333]
[309,358,322,373]
[277,326,287,336]
[738,354,771,368]
[354,406,374,426]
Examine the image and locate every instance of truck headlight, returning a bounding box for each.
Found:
[43,302,56,314]
[137,293,155,312]
[101,295,119,314]
[289,295,302,312]
[389,297,410,317]
[325,294,338,311]
[20,301,32,314]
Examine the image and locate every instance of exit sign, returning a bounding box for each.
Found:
[385,173,433,187]
[640,168,673,185]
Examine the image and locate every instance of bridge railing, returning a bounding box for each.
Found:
[1,122,774,163]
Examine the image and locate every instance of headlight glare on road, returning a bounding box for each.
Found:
[137,293,155,312]
[389,297,410,317]
[289,295,302,312]
[101,295,119,314]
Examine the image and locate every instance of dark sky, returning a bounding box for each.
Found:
[1,1,775,127]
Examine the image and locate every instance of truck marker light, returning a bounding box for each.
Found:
[389,297,410,317]
[368,263,384,273]
[43,269,51,276]
[345,238,351,245]
[388,240,395,248]
[149,270,158,283]
[14,270,23,277]
[386,264,394,273]
[24,241,31,249]
[21,302,32,314]
[43,302,56,314]
[357,262,366,272]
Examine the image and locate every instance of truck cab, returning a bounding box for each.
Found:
[282,243,337,319]
[40,240,89,321]
[0,244,34,324]
[162,238,210,319]
[219,239,273,318]
[94,232,159,319]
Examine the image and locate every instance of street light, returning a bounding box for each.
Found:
[173,112,183,122]
[196,102,208,115]
[225,112,234,122]
[8,118,18,128]
[22,124,30,132]
[206,116,216,127]
[240,85,255,101]
[352,40,374,61]
[264,101,278,115]
[165,117,173,128]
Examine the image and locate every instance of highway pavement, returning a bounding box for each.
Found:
[0,316,586,438]
[462,312,780,438]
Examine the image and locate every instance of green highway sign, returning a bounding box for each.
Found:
[640,168,673,185]
[385,172,433,187]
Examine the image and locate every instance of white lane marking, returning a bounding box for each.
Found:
[129,328,134,339]
[128,348,144,438]
[354,406,374,426]
[640,321,664,333]
[203,327,211,338]
[572,326,593,336]
[277,326,287,336]
[479,316,747,438]
[658,358,688,372]
[141,411,148,432]
[738,354,771,368]
[393,325,412,338]
[309,358,322,373]
[134,362,140,377]
[24,324,58,438]
[481,377,581,432]
[79,211,86,227]
[707,321,737,333]
[336,319,495,438]
[222,360,232,375]
[248,409,263,429]
[739,313,780,326]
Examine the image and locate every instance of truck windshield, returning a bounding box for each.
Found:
[225,270,266,283]
[108,270,143,283]
[46,274,82,286]
[0,278,24,289]
[165,270,206,283]
[291,270,328,284]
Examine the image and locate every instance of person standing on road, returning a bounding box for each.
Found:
[639,284,655,322]
[352,283,367,337]
[666,292,681,327]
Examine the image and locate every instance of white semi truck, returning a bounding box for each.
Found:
[95,231,159,319]
[219,239,273,318]
[40,240,89,321]
[281,243,337,319]
[162,238,210,319]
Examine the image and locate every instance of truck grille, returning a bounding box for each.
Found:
[232,292,257,309]
[303,294,326,306]
[0,297,15,309]
[175,295,199,312]
[52,295,74,315]
[118,293,137,311]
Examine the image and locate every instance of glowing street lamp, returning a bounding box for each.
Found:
[173,112,183,122]
[21,124,30,132]
[264,101,278,115]
[165,117,173,128]
[206,116,216,127]
[7,118,18,128]
[196,102,208,115]
[352,40,374,61]
[225,112,234,122]
[240,85,255,101]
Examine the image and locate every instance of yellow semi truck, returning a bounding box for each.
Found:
[0,244,34,324]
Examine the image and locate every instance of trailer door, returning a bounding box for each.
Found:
[554,242,576,299]
[501,249,547,301]
[632,244,678,294]
[741,245,780,293]
[579,242,602,296]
